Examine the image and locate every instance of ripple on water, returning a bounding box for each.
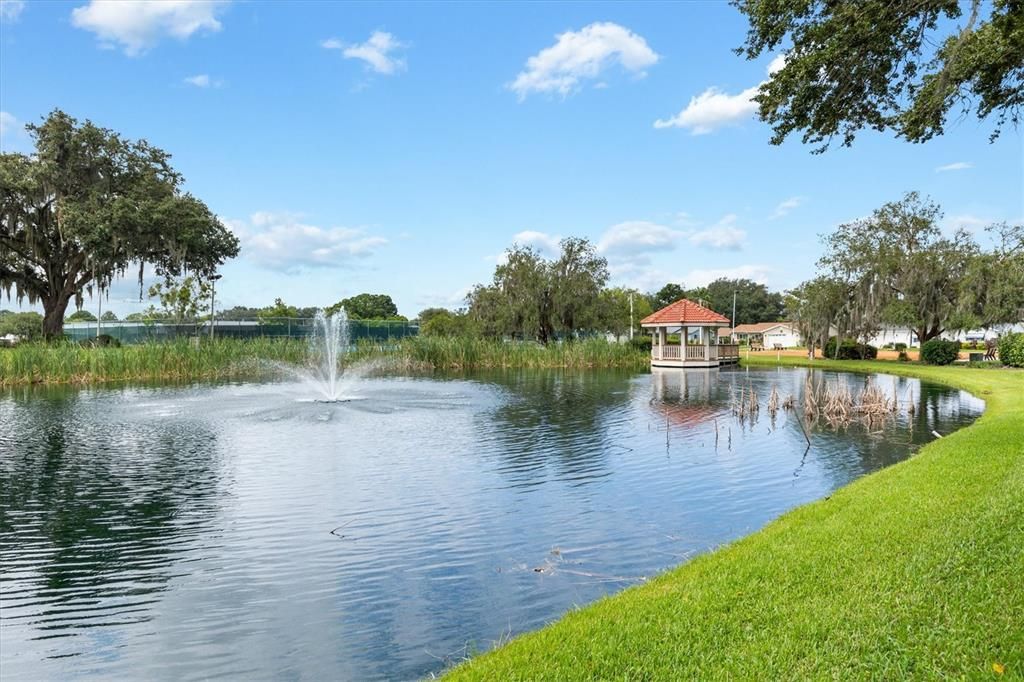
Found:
[0,369,983,680]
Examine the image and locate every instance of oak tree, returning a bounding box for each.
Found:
[0,110,238,338]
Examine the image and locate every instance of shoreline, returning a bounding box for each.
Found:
[445,358,1024,679]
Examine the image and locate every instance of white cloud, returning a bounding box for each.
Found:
[1,0,26,22]
[183,73,222,88]
[683,264,772,288]
[71,0,229,56]
[688,214,747,250]
[935,161,973,172]
[226,212,388,271]
[323,31,407,75]
[512,230,562,257]
[769,196,804,220]
[0,111,27,151]
[941,214,989,233]
[655,53,783,134]
[654,85,760,134]
[597,221,683,256]
[0,111,16,136]
[767,53,787,75]
[509,22,659,99]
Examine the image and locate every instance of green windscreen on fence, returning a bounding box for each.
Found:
[63,318,419,344]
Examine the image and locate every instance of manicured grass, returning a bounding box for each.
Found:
[447,358,1024,680]
[0,336,649,386]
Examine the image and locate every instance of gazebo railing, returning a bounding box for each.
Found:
[718,344,739,359]
[658,345,681,360]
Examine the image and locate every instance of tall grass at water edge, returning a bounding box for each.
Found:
[1,336,649,386]
[0,338,307,386]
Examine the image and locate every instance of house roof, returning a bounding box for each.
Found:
[732,322,795,334]
[641,299,730,326]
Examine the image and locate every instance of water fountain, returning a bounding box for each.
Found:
[307,309,350,402]
[275,309,354,402]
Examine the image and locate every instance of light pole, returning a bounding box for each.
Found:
[629,292,634,341]
[731,290,737,343]
[209,274,222,340]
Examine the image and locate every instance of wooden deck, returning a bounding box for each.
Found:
[651,344,740,368]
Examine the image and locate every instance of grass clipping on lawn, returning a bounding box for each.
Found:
[447,359,1024,680]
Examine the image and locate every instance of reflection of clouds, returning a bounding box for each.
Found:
[0,372,983,680]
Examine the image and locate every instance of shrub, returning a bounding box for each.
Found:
[0,311,44,340]
[79,334,122,348]
[997,332,1024,368]
[823,337,878,360]
[894,342,907,351]
[628,335,653,352]
[920,338,961,365]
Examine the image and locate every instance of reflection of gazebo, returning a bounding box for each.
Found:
[641,299,739,368]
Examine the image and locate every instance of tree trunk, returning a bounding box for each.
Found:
[42,295,72,340]
[916,324,943,345]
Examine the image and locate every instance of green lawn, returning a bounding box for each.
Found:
[447,358,1024,680]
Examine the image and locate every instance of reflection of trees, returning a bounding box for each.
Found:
[474,370,637,485]
[0,385,222,644]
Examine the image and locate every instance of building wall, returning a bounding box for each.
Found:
[762,328,801,348]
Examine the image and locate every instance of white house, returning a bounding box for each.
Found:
[866,327,917,348]
[720,322,802,348]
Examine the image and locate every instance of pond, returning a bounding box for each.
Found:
[0,367,983,680]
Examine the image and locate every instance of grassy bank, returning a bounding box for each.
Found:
[447,359,1024,679]
[0,336,648,386]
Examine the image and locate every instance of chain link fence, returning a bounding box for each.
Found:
[64,318,420,344]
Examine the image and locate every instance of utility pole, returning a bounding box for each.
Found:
[209,274,222,340]
[629,292,634,340]
[731,291,737,343]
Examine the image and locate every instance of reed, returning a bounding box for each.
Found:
[1,336,649,386]
[0,338,308,386]
[350,336,649,371]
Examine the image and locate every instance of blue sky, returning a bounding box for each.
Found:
[2,0,1021,318]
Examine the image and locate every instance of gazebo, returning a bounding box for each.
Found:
[641,298,739,368]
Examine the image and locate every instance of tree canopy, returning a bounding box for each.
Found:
[736,0,1024,151]
[599,287,653,338]
[147,275,212,324]
[704,278,785,325]
[66,310,97,322]
[819,192,978,344]
[0,110,239,337]
[0,310,44,340]
[468,238,608,343]
[651,283,686,311]
[325,293,402,320]
[789,192,1022,351]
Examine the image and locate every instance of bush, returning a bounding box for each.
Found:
[920,338,961,365]
[894,342,907,351]
[997,332,1024,367]
[628,335,653,352]
[823,337,878,360]
[79,334,122,348]
[0,311,44,340]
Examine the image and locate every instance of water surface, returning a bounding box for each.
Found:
[0,367,983,680]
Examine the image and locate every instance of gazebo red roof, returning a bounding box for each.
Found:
[641,298,730,326]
